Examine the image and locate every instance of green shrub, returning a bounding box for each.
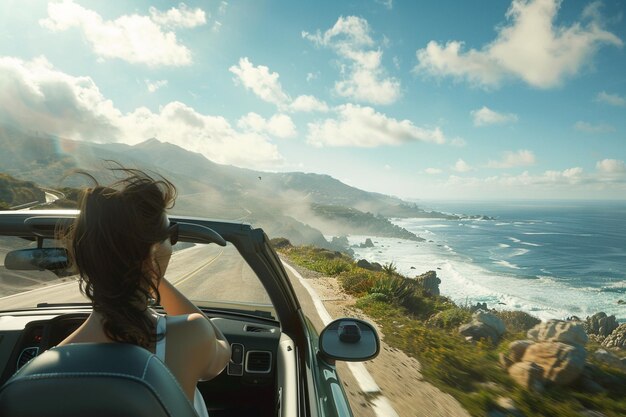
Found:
[427,307,473,330]
[338,269,378,295]
[368,275,414,304]
[382,261,398,275]
[494,310,541,334]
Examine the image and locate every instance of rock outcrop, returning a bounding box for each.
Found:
[458,311,506,344]
[356,259,383,272]
[527,319,588,346]
[414,270,441,296]
[601,323,626,349]
[503,320,588,390]
[359,238,375,248]
[584,312,618,338]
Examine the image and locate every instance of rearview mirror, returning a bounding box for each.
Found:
[5,248,69,271]
[319,318,380,362]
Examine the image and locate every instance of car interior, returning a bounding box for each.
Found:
[0,228,300,417]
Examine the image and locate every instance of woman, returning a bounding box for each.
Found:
[58,167,231,417]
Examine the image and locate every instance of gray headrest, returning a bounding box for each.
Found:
[0,343,198,417]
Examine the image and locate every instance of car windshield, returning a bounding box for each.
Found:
[0,236,276,319]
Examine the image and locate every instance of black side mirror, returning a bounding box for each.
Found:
[318,318,380,362]
[5,248,69,271]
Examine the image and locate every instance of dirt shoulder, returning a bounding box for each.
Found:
[286,261,470,417]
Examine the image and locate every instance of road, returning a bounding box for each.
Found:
[0,243,383,416]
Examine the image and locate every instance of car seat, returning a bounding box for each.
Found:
[0,343,198,417]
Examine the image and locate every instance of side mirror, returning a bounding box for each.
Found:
[5,248,69,271]
[319,318,379,362]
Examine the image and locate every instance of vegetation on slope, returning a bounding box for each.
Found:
[278,243,626,417]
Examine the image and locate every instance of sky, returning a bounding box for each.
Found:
[0,0,625,200]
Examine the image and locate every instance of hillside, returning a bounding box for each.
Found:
[0,173,45,209]
[0,125,461,245]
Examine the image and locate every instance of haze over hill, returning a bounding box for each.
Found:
[0,125,460,247]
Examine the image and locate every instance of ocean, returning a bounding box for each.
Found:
[346,200,626,322]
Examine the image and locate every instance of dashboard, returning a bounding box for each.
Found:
[0,309,285,417]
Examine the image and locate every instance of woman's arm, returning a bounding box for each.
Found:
[158,278,231,378]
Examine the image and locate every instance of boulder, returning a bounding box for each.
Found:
[508,361,544,391]
[601,323,626,349]
[522,342,586,385]
[508,340,534,363]
[473,311,506,336]
[584,312,618,337]
[356,259,382,271]
[330,236,349,248]
[459,322,499,344]
[414,270,441,296]
[527,320,588,347]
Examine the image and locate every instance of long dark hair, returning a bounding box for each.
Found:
[65,166,176,348]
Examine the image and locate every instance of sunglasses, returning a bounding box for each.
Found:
[165,222,179,245]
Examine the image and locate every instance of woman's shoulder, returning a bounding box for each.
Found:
[166,314,215,344]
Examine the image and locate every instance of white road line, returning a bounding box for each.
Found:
[281,261,400,417]
[0,280,76,301]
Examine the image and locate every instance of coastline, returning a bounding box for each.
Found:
[341,230,625,323]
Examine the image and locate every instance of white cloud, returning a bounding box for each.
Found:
[471,106,518,126]
[39,1,205,67]
[384,164,392,170]
[149,3,206,28]
[0,56,282,169]
[0,56,121,141]
[425,168,443,175]
[595,91,626,107]
[306,104,446,147]
[574,121,615,133]
[290,95,329,113]
[487,150,536,168]
[306,72,318,82]
[212,21,222,32]
[145,79,168,93]
[237,112,297,138]
[229,57,290,107]
[414,0,623,88]
[596,159,626,174]
[453,159,473,172]
[303,16,401,104]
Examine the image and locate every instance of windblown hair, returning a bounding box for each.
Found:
[65,167,176,348]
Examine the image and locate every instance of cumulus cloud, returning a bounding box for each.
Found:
[414,0,623,88]
[306,104,446,147]
[229,57,291,107]
[574,121,615,133]
[303,16,401,104]
[596,159,626,174]
[471,106,518,126]
[237,112,297,138]
[487,150,536,168]
[39,1,205,67]
[595,91,626,107]
[149,3,206,28]
[0,56,121,141]
[0,56,282,169]
[145,79,168,93]
[290,95,329,112]
[453,159,473,173]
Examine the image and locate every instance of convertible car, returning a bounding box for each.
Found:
[0,210,380,417]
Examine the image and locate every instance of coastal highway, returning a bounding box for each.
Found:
[0,244,270,309]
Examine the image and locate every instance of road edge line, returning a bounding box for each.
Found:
[281,260,400,417]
